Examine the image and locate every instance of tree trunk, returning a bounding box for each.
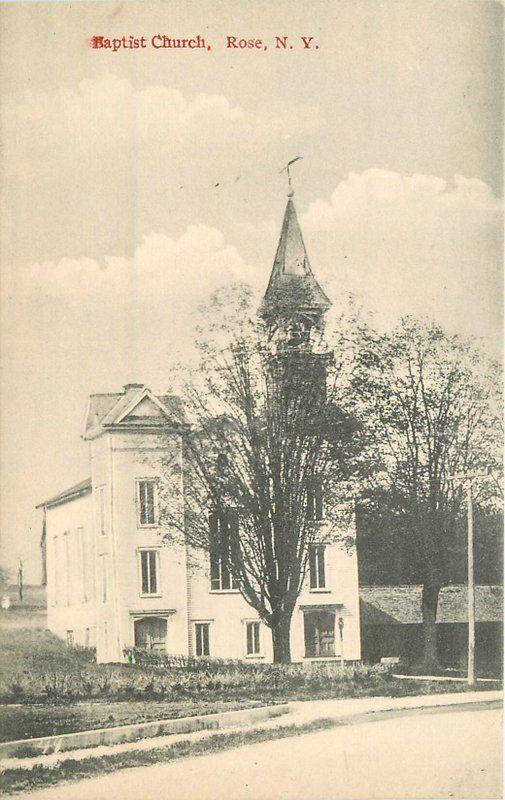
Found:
[271,614,292,664]
[421,583,441,673]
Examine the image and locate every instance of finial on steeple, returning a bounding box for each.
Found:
[280,156,303,197]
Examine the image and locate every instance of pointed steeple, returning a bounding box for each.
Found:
[260,196,331,325]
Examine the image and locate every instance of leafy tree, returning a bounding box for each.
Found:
[160,286,362,663]
[350,317,502,670]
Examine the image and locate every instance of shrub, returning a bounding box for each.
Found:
[0,631,405,705]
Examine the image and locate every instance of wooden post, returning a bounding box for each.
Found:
[467,483,476,686]
[448,470,491,686]
[17,559,23,603]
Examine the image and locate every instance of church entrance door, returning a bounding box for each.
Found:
[134,616,167,651]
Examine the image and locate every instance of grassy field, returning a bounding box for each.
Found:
[0,698,266,743]
[0,586,47,631]
[0,627,499,743]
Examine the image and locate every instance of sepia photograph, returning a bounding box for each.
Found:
[0,1,503,798]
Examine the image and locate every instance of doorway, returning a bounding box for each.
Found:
[134,616,167,651]
[304,609,335,658]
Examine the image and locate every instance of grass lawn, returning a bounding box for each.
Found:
[0,698,265,743]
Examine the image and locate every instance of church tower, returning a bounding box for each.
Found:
[260,189,331,350]
[260,186,332,407]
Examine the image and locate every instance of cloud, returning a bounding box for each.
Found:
[3,224,260,395]
[16,225,252,300]
[301,169,503,351]
[6,168,501,385]
[5,73,322,160]
[3,74,324,266]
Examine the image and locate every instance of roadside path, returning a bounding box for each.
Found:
[21,705,503,800]
[1,690,501,772]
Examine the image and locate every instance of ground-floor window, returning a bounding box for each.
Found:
[195,622,210,656]
[304,610,335,658]
[134,616,167,651]
[246,621,261,655]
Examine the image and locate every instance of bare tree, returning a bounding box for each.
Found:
[159,285,362,663]
[351,317,502,670]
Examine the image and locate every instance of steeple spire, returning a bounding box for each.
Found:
[260,196,331,326]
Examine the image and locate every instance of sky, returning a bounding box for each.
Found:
[1,0,503,583]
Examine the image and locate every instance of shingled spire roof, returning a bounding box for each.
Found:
[261,196,331,321]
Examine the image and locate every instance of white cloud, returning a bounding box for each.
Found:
[3,224,260,393]
[5,74,322,160]
[15,224,258,309]
[7,169,501,379]
[301,169,503,351]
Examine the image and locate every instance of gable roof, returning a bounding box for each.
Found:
[261,197,331,319]
[360,585,503,625]
[36,477,92,509]
[82,384,186,440]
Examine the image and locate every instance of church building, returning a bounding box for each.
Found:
[38,194,361,664]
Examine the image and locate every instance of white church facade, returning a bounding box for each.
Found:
[38,197,362,665]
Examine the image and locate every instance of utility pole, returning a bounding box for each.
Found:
[466,482,475,686]
[448,470,490,686]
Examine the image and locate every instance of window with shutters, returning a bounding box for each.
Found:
[309,545,326,589]
[209,509,239,591]
[136,480,158,527]
[246,621,261,655]
[194,622,210,656]
[306,480,324,521]
[139,549,159,596]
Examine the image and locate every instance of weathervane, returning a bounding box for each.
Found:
[279,156,303,196]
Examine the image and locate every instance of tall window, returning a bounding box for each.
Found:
[209,510,238,591]
[97,486,106,535]
[86,528,95,602]
[195,622,210,656]
[246,621,261,655]
[100,554,108,603]
[53,536,59,605]
[66,630,74,646]
[77,527,86,603]
[309,545,326,589]
[63,531,70,606]
[140,550,159,595]
[137,480,158,526]
[306,481,324,521]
